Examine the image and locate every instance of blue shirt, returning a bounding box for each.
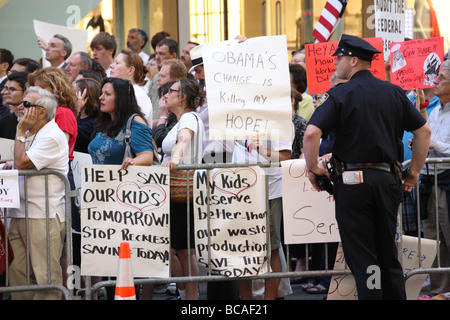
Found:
[402,94,440,162]
[88,120,153,165]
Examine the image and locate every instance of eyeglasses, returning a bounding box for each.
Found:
[435,74,450,82]
[21,101,44,109]
[2,86,24,93]
[169,88,180,94]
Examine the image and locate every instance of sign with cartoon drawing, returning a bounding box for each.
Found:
[390,37,444,90]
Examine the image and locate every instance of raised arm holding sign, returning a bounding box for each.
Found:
[202,35,292,141]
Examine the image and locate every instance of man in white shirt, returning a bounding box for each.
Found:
[419,59,450,295]
[7,86,69,300]
[38,34,72,71]
[127,28,150,64]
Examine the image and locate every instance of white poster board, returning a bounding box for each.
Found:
[0,138,14,161]
[374,0,406,60]
[71,152,93,203]
[0,170,20,209]
[327,236,438,300]
[80,165,170,278]
[281,160,339,244]
[193,167,269,277]
[203,35,292,141]
[33,20,89,67]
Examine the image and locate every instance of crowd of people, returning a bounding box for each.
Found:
[0,27,449,301]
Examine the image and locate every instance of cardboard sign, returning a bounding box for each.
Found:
[33,20,88,68]
[80,165,170,278]
[0,138,14,161]
[374,0,406,60]
[0,170,20,209]
[203,35,292,141]
[281,160,339,244]
[305,38,386,95]
[390,37,444,90]
[193,167,269,278]
[327,236,437,300]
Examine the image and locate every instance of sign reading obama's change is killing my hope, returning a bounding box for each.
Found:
[193,167,269,278]
[202,35,292,141]
[80,165,170,278]
[390,37,444,91]
[305,38,386,95]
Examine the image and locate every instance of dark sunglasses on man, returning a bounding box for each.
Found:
[21,101,44,109]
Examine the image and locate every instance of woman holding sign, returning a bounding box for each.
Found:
[162,79,206,300]
[88,78,154,169]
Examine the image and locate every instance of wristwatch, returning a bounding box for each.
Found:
[16,136,26,143]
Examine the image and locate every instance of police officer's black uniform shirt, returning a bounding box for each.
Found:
[309,70,426,164]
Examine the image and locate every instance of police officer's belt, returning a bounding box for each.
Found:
[344,163,392,173]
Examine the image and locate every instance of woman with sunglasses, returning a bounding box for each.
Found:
[88,78,154,169]
[161,78,206,300]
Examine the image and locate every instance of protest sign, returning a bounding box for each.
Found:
[202,35,292,141]
[327,236,437,300]
[193,167,269,277]
[80,165,170,278]
[305,38,385,95]
[0,138,14,162]
[71,152,92,204]
[34,20,88,68]
[390,37,444,90]
[281,160,339,244]
[0,170,20,209]
[374,0,406,60]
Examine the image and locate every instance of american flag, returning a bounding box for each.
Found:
[313,0,348,43]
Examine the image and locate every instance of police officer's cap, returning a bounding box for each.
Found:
[332,34,381,61]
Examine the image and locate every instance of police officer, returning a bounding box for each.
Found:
[303,34,431,300]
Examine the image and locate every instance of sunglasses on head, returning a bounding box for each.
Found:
[21,101,44,109]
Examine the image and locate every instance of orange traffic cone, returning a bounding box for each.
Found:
[115,242,136,300]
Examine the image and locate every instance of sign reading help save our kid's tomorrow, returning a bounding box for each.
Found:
[202,35,292,141]
[305,38,386,95]
[80,165,170,278]
[390,37,444,90]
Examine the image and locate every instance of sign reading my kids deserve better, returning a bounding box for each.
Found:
[80,165,170,278]
[194,167,269,278]
[202,35,292,141]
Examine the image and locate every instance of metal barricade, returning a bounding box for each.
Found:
[85,159,450,300]
[3,159,448,300]
[401,158,450,284]
[0,169,74,300]
[84,162,352,300]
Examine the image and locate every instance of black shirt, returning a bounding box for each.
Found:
[309,70,426,164]
[0,113,17,140]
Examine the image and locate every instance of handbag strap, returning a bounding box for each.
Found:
[125,113,139,145]
[191,112,199,164]
[126,113,162,165]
